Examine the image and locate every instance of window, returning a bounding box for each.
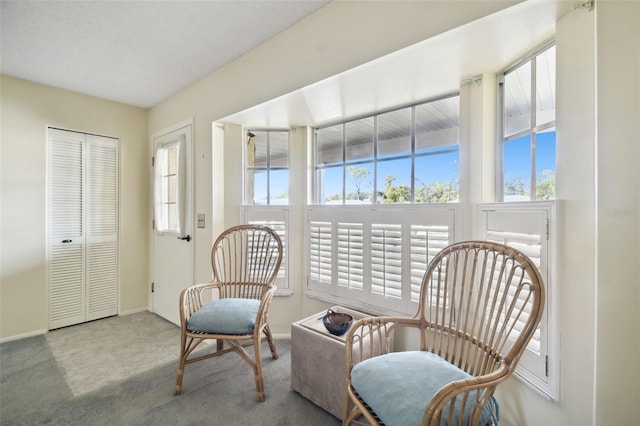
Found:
[315,95,460,205]
[306,204,459,316]
[154,136,186,235]
[478,201,559,401]
[499,42,556,201]
[242,207,291,295]
[243,129,291,295]
[245,130,289,205]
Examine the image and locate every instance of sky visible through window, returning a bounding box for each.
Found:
[254,132,555,204]
[504,130,556,198]
[319,147,460,203]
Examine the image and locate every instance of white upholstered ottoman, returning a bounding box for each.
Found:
[290,306,371,419]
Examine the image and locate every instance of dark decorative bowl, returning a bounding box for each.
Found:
[322,309,354,336]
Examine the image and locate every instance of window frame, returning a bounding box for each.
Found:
[497,40,556,202]
[242,128,292,296]
[153,135,187,236]
[314,94,461,205]
[478,201,559,401]
[244,129,290,206]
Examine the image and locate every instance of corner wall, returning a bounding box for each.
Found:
[0,75,150,340]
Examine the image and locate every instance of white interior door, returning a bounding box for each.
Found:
[152,123,194,325]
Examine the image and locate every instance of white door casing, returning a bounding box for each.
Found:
[152,122,194,325]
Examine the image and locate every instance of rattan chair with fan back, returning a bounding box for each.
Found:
[343,240,545,426]
[174,224,283,402]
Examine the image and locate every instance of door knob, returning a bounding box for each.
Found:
[178,235,191,242]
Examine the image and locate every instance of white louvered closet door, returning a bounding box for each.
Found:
[85,135,118,321]
[48,129,118,329]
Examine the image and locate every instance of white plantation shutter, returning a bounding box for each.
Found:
[48,129,118,329]
[478,202,557,399]
[243,207,291,295]
[337,223,364,291]
[86,136,118,320]
[306,205,458,315]
[410,224,450,303]
[309,220,333,289]
[371,223,402,298]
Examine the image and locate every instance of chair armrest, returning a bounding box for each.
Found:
[178,281,222,329]
[254,284,277,332]
[344,316,419,369]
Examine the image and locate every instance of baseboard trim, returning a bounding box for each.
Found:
[0,329,47,344]
[274,333,291,340]
[118,307,150,316]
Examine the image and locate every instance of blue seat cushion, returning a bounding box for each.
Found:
[351,351,499,426]
[187,298,260,335]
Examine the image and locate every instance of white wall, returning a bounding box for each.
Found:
[146,1,639,424]
[594,1,640,423]
[0,75,150,340]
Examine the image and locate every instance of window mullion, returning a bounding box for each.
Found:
[410,106,416,203]
[373,116,378,203]
[530,59,537,200]
[342,124,346,203]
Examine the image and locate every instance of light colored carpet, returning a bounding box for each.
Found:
[45,312,183,396]
[1,311,341,425]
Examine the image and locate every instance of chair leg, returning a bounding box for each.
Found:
[253,334,266,402]
[174,333,187,395]
[263,324,278,359]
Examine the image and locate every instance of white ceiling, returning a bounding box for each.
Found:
[1,0,575,126]
[222,0,574,128]
[0,0,330,108]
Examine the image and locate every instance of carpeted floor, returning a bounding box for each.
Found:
[0,312,341,426]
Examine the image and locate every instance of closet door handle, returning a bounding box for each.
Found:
[62,239,72,243]
[178,235,191,242]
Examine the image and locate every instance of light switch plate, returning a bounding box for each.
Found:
[197,213,205,228]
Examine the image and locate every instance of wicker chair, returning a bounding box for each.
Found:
[343,240,545,426]
[174,224,283,401]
